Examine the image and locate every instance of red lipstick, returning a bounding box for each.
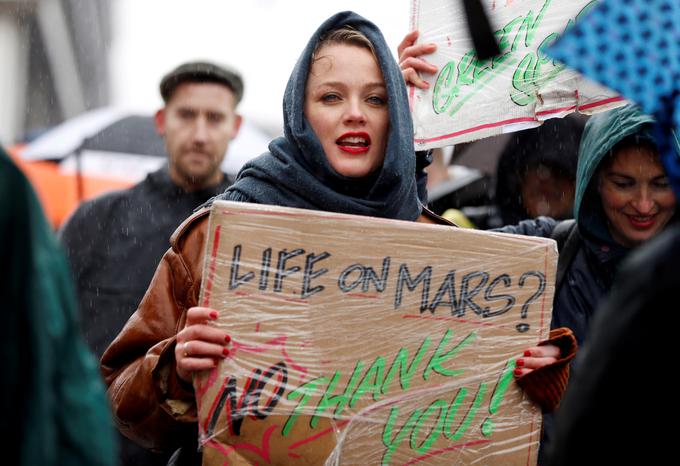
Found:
[627,215,655,229]
[336,132,371,155]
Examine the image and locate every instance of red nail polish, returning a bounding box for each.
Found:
[514,368,523,376]
[516,358,524,367]
[225,335,231,343]
[223,348,230,357]
[210,311,218,319]
[524,350,532,357]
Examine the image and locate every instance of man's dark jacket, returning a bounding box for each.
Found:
[61,167,232,357]
[60,167,231,466]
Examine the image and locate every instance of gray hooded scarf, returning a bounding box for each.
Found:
[218,11,424,221]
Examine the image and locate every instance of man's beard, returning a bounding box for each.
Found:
[176,159,220,189]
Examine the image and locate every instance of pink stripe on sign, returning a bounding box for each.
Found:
[579,95,625,111]
[415,96,626,145]
[201,225,222,307]
[539,244,549,341]
[288,420,351,451]
[415,116,537,144]
[400,439,492,466]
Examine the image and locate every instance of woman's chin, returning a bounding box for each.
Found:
[329,159,381,178]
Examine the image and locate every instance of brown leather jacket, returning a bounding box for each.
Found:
[101,207,576,454]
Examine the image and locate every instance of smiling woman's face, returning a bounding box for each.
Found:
[599,143,676,248]
[304,43,389,178]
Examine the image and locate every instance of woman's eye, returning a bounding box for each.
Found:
[321,94,340,102]
[367,95,386,106]
[613,181,633,189]
[653,178,670,189]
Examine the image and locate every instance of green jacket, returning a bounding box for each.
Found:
[574,104,656,244]
[0,148,115,466]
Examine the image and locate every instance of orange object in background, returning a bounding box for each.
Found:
[8,108,271,230]
[7,145,132,229]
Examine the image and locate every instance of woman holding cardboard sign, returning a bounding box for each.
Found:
[493,105,678,345]
[101,12,574,465]
[495,104,678,461]
[399,35,677,348]
[400,34,678,464]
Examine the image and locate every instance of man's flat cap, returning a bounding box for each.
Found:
[159,61,244,103]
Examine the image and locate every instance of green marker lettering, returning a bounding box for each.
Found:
[446,59,515,117]
[444,382,488,441]
[520,0,553,48]
[381,337,431,395]
[310,360,365,428]
[495,15,523,54]
[442,387,469,440]
[576,1,598,22]
[433,61,459,114]
[482,360,517,437]
[429,0,588,116]
[282,376,326,436]
[456,50,476,87]
[511,53,539,106]
[410,399,448,453]
[423,330,476,380]
[349,356,385,407]
[381,406,422,466]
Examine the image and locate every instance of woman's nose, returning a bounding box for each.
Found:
[632,187,655,214]
[343,100,367,125]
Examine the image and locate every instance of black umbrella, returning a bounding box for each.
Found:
[21,107,272,200]
[79,115,166,156]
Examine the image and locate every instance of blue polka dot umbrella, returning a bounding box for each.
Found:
[546,0,680,196]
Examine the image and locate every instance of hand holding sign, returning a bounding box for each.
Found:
[398,30,438,90]
[175,306,231,383]
[514,345,560,378]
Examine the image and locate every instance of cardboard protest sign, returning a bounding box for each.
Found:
[409,0,627,149]
[195,201,557,465]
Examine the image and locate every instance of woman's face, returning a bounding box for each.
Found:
[521,163,575,219]
[304,43,389,178]
[599,144,676,248]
